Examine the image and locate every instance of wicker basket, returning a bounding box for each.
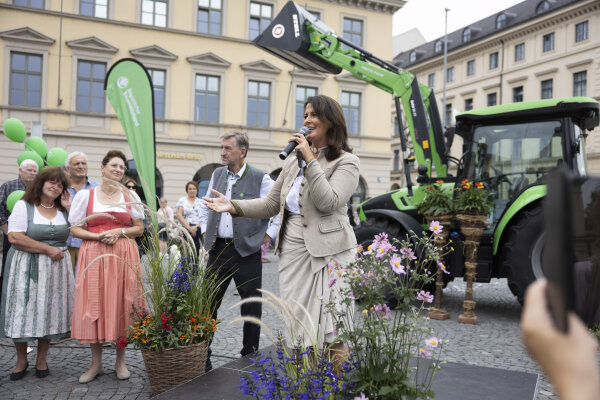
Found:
[141,340,209,395]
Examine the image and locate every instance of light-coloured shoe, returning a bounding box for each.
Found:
[116,367,130,380]
[79,366,104,384]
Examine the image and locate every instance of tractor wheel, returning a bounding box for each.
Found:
[502,205,545,304]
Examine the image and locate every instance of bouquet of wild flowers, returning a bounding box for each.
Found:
[418,180,454,216]
[454,179,493,215]
[326,226,450,400]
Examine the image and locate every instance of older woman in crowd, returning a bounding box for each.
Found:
[69,150,145,383]
[0,167,73,380]
[176,181,203,258]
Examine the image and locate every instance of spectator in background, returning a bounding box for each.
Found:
[65,152,98,276]
[176,181,203,259]
[157,198,174,252]
[0,159,38,297]
[521,279,600,400]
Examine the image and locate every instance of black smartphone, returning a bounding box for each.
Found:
[544,167,600,332]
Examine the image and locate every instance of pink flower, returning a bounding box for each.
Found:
[429,220,443,234]
[373,303,391,319]
[437,260,450,274]
[400,247,417,261]
[425,337,439,348]
[375,241,392,258]
[417,290,434,303]
[354,393,369,400]
[390,255,406,275]
[418,348,432,357]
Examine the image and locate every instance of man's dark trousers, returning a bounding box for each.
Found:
[205,238,262,370]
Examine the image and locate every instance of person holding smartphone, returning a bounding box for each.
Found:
[521,279,600,400]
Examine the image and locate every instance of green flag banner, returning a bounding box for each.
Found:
[105,58,157,213]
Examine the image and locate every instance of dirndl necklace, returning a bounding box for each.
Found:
[40,202,55,209]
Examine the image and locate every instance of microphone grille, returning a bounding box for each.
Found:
[299,126,310,135]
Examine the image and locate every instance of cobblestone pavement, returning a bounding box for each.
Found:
[0,249,566,399]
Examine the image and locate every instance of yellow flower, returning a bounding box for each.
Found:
[142,337,149,344]
[362,309,368,314]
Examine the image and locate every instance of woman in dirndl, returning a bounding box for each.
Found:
[69,150,145,383]
[0,166,74,380]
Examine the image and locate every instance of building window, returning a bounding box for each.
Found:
[464,98,473,111]
[489,52,498,69]
[542,32,554,52]
[445,103,452,126]
[148,68,165,118]
[496,13,507,30]
[341,91,361,135]
[428,73,435,88]
[141,0,167,27]
[446,67,454,82]
[466,60,475,76]
[80,0,107,18]
[541,79,553,99]
[409,51,416,63]
[515,43,525,61]
[343,17,363,47]
[195,74,219,122]
[249,2,272,41]
[462,28,472,43]
[575,21,589,43]
[9,52,42,107]
[393,150,400,171]
[247,80,270,126]
[536,1,550,14]
[295,86,317,131]
[487,93,497,106]
[197,0,222,35]
[76,60,106,112]
[513,86,523,103]
[308,10,320,20]
[573,71,587,96]
[14,0,44,8]
[434,40,443,54]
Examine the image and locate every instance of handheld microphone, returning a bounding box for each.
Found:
[279,127,310,160]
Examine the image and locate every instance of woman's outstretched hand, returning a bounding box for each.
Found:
[202,189,236,214]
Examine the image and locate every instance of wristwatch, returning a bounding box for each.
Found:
[121,228,127,236]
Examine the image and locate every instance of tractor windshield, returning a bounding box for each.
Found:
[466,120,563,223]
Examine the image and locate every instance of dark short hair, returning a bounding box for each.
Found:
[22,167,70,211]
[123,178,137,187]
[185,181,198,191]
[102,149,127,166]
[304,95,352,161]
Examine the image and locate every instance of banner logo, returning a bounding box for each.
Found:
[292,14,300,37]
[272,24,285,39]
[117,76,129,89]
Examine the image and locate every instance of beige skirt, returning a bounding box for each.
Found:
[278,215,355,348]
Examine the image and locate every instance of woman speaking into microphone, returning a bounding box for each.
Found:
[202,94,359,355]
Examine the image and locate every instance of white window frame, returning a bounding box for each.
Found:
[194,0,226,35]
[247,0,276,41]
[187,54,230,126]
[340,13,366,48]
[12,0,46,9]
[137,0,173,28]
[290,69,324,132]
[336,74,367,139]
[75,0,114,19]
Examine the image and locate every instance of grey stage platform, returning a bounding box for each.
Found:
[153,345,538,399]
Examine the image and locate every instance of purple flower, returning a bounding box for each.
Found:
[425,337,439,348]
[390,255,406,275]
[354,393,369,400]
[429,220,443,234]
[373,303,391,319]
[437,260,450,275]
[400,247,417,261]
[375,241,392,258]
[328,277,338,288]
[417,290,434,303]
[418,348,432,357]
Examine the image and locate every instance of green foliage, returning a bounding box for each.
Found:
[454,180,493,215]
[418,181,453,216]
[326,229,450,399]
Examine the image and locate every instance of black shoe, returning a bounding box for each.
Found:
[35,366,49,378]
[9,362,28,381]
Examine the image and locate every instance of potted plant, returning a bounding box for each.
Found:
[121,203,223,395]
[453,179,492,324]
[418,180,454,222]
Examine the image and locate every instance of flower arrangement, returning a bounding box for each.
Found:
[418,180,454,216]
[454,179,493,215]
[327,227,449,400]
[124,258,220,352]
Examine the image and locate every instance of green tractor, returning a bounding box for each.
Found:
[355,98,599,302]
[253,1,600,301]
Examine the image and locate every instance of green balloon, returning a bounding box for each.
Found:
[6,190,25,213]
[17,150,44,171]
[2,118,27,143]
[46,147,68,167]
[25,136,48,158]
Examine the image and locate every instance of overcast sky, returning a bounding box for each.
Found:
[393,0,525,40]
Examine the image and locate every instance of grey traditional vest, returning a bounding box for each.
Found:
[204,165,269,257]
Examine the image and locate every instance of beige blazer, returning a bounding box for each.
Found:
[234,150,360,259]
